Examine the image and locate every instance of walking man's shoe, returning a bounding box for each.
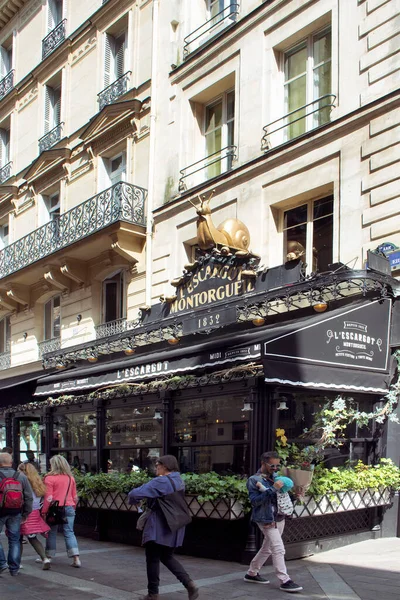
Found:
[244,573,270,584]
[280,579,303,592]
[139,595,159,600]
[0,565,8,575]
[187,580,199,599]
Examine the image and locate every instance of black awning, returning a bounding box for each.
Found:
[262,298,392,394]
[0,370,46,391]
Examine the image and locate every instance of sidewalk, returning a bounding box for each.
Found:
[1,533,399,600]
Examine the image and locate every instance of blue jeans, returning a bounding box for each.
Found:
[45,506,79,558]
[0,513,22,574]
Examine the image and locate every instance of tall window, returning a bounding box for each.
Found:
[0,222,9,249]
[44,295,61,340]
[44,192,60,221]
[48,0,63,32]
[44,85,61,133]
[0,126,10,168]
[208,0,235,23]
[204,90,235,178]
[0,315,10,353]
[0,43,12,78]
[284,28,331,139]
[103,272,125,323]
[104,31,126,88]
[283,196,333,274]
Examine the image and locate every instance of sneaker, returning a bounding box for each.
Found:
[42,558,51,570]
[71,557,81,568]
[35,558,43,563]
[280,580,303,593]
[0,565,8,575]
[244,573,270,584]
[187,580,199,600]
[10,570,20,577]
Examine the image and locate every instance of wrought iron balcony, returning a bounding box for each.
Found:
[184,3,239,57]
[0,161,12,184]
[0,342,10,370]
[42,19,67,60]
[0,70,14,101]
[95,317,138,339]
[98,71,131,111]
[38,122,64,154]
[0,181,146,280]
[261,94,336,151]
[179,145,237,191]
[39,337,61,358]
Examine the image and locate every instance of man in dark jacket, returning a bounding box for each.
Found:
[0,452,33,576]
[244,451,303,593]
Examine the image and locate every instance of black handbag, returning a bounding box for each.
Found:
[45,476,71,526]
[156,475,192,533]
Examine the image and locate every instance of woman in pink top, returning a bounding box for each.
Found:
[42,455,81,567]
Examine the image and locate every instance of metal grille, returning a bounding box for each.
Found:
[292,488,392,518]
[39,123,64,153]
[95,318,138,339]
[0,350,10,370]
[0,70,14,100]
[38,337,61,358]
[184,3,240,56]
[283,509,370,544]
[0,181,147,279]
[98,72,131,111]
[42,20,66,59]
[0,161,12,184]
[179,145,237,191]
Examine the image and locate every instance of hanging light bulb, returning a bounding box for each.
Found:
[241,402,253,412]
[153,409,162,420]
[252,317,265,327]
[313,301,328,313]
[277,398,289,411]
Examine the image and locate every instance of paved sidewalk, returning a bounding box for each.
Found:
[0,533,399,600]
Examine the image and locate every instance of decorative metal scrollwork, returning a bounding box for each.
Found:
[98,72,131,111]
[0,161,12,184]
[42,20,66,60]
[0,70,14,101]
[38,123,64,153]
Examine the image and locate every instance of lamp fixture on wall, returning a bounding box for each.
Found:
[76,314,82,323]
[86,415,96,427]
[87,353,98,363]
[241,402,253,412]
[252,317,265,327]
[313,301,328,313]
[167,336,180,345]
[276,396,289,411]
[153,408,163,420]
[23,332,28,340]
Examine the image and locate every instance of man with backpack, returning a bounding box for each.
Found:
[0,452,33,576]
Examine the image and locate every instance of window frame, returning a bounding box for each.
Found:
[203,87,235,178]
[102,270,126,324]
[0,314,11,354]
[44,295,61,341]
[281,195,334,275]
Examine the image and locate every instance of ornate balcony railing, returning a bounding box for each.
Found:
[261,94,336,151]
[179,145,237,191]
[42,19,67,60]
[184,3,239,57]
[39,122,64,154]
[95,317,139,339]
[0,70,14,101]
[39,337,61,358]
[0,161,12,184]
[0,341,10,370]
[98,71,131,111]
[0,181,147,280]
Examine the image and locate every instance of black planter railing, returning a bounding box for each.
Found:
[0,70,14,101]
[95,317,138,339]
[42,19,67,59]
[98,71,131,111]
[179,145,236,191]
[38,337,61,358]
[261,94,336,151]
[39,122,64,154]
[0,181,147,280]
[184,3,239,56]
[0,161,12,184]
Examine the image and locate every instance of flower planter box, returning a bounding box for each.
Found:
[293,487,392,518]
[79,492,245,519]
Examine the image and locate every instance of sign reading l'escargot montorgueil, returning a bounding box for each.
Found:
[143,193,303,332]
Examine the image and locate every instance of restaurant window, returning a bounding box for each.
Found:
[102,271,125,324]
[44,295,61,341]
[204,89,235,179]
[0,314,10,353]
[52,410,97,473]
[283,195,333,274]
[19,419,41,467]
[172,394,250,475]
[283,27,331,140]
[105,405,162,473]
[276,390,376,467]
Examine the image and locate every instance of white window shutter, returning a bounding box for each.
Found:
[48,0,56,31]
[104,34,112,87]
[115,33,125,79]
[0,47,8,78]
[0,129,3,167]
[53,87,61,126]
[44,86,51,132]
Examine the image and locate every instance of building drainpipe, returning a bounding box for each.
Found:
[145,0,159,306]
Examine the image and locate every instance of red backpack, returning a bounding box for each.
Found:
[0,471,24,513]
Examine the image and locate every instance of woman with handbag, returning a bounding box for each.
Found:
[128,455,198,600]
[42,455,81,568]
[17,463,51,569]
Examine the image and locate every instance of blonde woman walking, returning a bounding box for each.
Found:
[42,455,81,567]
[18,463,51,569]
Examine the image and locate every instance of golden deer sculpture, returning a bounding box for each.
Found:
[188,191,251,255]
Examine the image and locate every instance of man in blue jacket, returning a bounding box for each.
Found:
[244,451,303,593]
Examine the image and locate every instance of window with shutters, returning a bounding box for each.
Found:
[102,271,125,324]
[0,222,9,249]
[44,85,61,133]
[44,192,60,221]
[47,0,63,32]
[44,295,61,341]
[104,31,126,88]
[0,315,10,354]
[0,42,12,78]
[0,126,10,168]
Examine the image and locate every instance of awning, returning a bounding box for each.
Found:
[262,298,392,394]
